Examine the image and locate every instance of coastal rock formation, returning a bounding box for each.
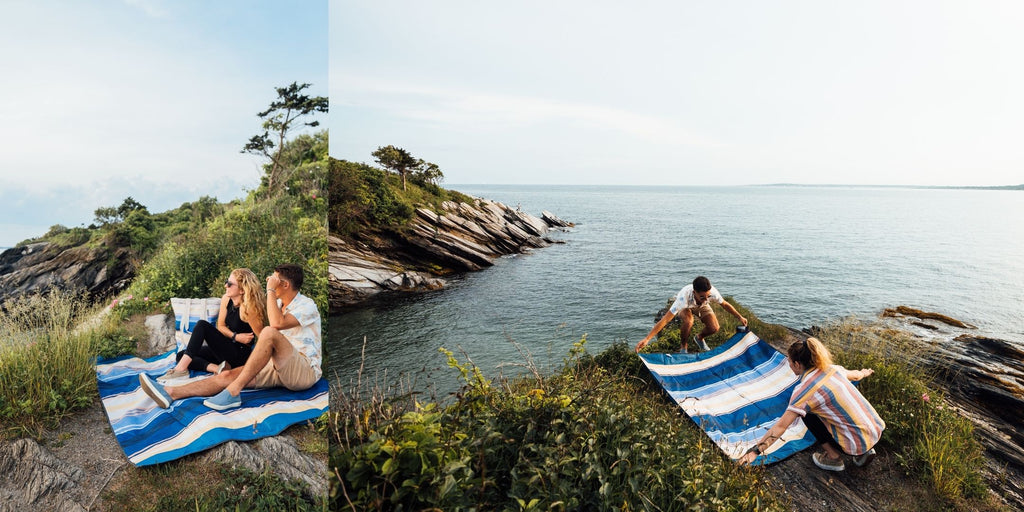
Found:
[0,241,134,306]
[329,198,572,310]
[0,438,86,512]
[922,333,1024,506]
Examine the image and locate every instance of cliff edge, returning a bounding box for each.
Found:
[329,198,572,311]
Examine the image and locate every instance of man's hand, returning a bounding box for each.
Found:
[266,273,281,292]
[635,339,648,353]
[739,316,748,326]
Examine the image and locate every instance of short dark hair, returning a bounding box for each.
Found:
[275,263,304,291]
[692,276,711,293]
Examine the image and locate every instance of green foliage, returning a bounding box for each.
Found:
[151,466,320,512]
[129,194,328,314]
[371,145,419,190]
[333,337,785,511]
[328,159,414,237]
[328,156,472,239]
[106,462,322,512]
[0,290,103,438]
[814,321,988,503]
[640,297,788,353]
[243,82,328,196]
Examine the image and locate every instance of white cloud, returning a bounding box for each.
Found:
[335,75,722,149]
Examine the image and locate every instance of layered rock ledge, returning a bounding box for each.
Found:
[0,242,133,306]
[329,198,573,311]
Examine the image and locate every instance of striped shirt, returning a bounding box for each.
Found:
[786,365,885,456]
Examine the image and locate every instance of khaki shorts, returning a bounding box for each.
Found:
[250,350,318,391]
[687,302,715,318]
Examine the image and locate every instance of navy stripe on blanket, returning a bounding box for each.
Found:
[96,350,328,466]
[639,331,815,465]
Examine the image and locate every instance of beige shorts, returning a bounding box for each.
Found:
[687,302,715,318]
[250,350,318,391]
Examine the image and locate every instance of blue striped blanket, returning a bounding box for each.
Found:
[638,330,814,465]
[96,350,329,467]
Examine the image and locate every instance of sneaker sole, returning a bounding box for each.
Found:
[139,374,170,409]
[203,396,241,411]
[812,453,845,472]
[853,449,876,467]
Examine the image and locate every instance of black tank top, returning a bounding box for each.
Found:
[225,300,254,335]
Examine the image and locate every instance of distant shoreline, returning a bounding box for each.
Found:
[760,183,1024,191]
[450,183,1024,191]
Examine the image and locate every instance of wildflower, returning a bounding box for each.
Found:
[144,297,150,302]
[126,294,133,300]
[922,393,930,403]
[109,299,119,308]
[527,388,545,399]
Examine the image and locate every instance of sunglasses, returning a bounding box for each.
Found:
[225,280,238,288]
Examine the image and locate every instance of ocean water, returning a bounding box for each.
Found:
[328,185,1024,394]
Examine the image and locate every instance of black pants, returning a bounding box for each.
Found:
[803,412,842,453]
[177,320,252,372]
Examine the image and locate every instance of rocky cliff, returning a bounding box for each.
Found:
[0,241,134,306]
[329,198,572,311]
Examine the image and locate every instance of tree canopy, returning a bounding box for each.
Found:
[242,82,328,195]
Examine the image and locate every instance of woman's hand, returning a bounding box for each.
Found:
[235,332,255,344]
[738,450,758,465]
[635,339,648,353]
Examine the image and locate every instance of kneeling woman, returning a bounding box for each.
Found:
[740,337,885,471]
[162,268,267,380]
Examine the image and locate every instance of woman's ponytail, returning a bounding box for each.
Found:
[788,337,834,372]
[805,337,833,371]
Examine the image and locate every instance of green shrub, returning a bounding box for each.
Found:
[0,290,101,438]
[640,297,787,353]
[333,337,785,511]
[129,194,328,315]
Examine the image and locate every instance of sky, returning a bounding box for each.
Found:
[0,0,327,248]
[330,1,1024,188]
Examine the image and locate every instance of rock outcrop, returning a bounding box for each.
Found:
[0,241,134,306]
[329,198,572,311]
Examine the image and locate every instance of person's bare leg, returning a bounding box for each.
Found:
[699,311,720,340]
[223,327,295,397]
[164,368,240,400]
[679,309,694,351]
[172,354,192,373]
[822,442,843,462]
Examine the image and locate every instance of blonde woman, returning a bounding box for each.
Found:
[739,337,885,471]
[161,269,267,380]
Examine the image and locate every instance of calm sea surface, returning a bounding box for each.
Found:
[328,185,1024,394]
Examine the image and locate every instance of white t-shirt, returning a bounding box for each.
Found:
[280,292,323,379]
[668,284,725,315]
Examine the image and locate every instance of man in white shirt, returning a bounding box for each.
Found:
[140,263,322,410]
[635,276,747,353]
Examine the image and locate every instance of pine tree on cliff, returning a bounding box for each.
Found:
[372,145,418,191]
[242,82,328,195]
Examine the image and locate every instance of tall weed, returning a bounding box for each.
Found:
[0,290,103,437]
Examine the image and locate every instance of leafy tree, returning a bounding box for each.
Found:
[94,197,148,226]
[242,82,328,195]
[411,159,443,186]
[371,145,418,191]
